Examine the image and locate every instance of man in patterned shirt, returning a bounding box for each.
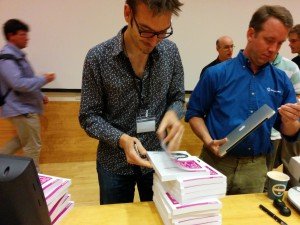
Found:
[79,0,185,204]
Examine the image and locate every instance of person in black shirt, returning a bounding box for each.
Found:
[200,36,234,77]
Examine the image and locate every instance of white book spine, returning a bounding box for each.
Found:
[154,180,222,216]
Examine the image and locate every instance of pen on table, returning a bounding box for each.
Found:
[259,204,288,225]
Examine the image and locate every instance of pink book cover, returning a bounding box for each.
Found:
[52,201,75,225]
[147,151,209,182]
[45,179,71,205]
[39,174,64,197]
[49,194,71,220]
[176,161,227,188]
[160,144,205,172]
[172,156,206,172]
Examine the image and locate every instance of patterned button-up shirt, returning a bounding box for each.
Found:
[79,27,185,175]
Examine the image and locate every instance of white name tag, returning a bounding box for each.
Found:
[136,116,156,133]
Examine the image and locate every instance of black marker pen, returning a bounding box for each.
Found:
[259,204,288,225]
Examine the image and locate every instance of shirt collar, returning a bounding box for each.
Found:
[4,42,26,59]
[272,54,282,66]
[238,50,270,72]
[111,26,127,57]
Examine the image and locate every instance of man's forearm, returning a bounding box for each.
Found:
[189,117,212,146]
[281,120,300,136]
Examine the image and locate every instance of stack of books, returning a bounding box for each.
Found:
[147,151,226,225]
[39,174,74,225]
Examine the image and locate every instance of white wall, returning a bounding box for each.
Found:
[0,0,299,90]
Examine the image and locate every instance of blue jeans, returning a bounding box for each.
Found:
[97,162,154,205]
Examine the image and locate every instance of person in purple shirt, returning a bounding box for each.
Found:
[0,19,55,172]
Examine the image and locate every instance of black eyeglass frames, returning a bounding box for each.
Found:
[132,15,173,39]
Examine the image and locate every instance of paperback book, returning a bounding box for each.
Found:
[153,177,222,215]
[38,174,73,225]
[172,160,227,189]
[153,195,221,225]
[147,151,209,181]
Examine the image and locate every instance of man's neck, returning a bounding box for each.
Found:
[123,30,148,61]
[218,56,226,62]
[123,30,149,77]
[242,49,260,74]
[8,41,22,50]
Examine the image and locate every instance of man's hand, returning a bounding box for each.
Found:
[205,138,228,157]
[278,103,300,123]
[44,72,56,83]
[278,103,300,136]
[119,134,152,168]
[43,95,49,104]
[157,110,184,151]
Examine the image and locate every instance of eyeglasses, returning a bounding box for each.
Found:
[132,15,173,39]
[222,44,235,50]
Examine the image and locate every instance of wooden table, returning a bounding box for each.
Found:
[60,193,300,225]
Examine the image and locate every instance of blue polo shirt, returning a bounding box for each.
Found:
[186,51,297,157]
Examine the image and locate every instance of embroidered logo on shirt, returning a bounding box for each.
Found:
[267,87,281,94]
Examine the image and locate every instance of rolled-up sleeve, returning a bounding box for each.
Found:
[185,69,215,122]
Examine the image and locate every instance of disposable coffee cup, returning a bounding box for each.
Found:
[266,171,290,200]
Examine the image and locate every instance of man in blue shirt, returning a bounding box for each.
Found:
[186,5,300,194]
[0,19,55,172]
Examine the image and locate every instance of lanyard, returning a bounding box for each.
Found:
[122,33,153,111]
[132,61,153,110]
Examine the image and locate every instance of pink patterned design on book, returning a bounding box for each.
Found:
[173,159,202,169]
[46,181,68,201]
[205,165,218,175]
[39,175,52,185]
[166,192,179,204]
[49,194,66,215]
[51,202,74,225]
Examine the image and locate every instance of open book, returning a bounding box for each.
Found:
[160,142,204,172]
[147,151,209,181]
